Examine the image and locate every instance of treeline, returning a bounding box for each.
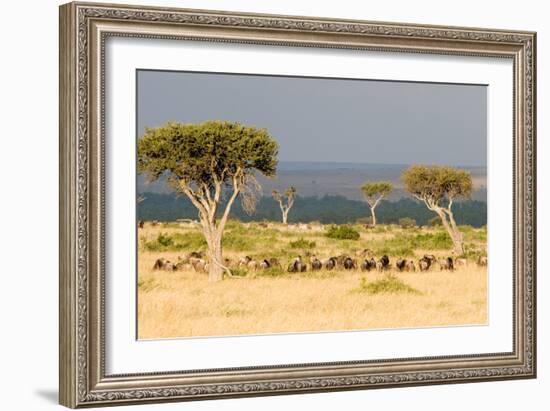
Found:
[137,192,487,227]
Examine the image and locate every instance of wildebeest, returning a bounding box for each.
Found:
[153,258,176,271]
[138,220,144,229]
[336,254,349,269]
[153,258,166,270]
[418,260,429,271]
[439,257,454,271]
[378,255,390,271]
[322,257,337,270]
[343,257,356,270]
[238,256,252,268]
[310,256,322,271]
[179,251,205,264]
[419,254,436,271]
[396,258,407,271]
[288,256,306,273]
[360,258,376,272]
[477,256,488,266]
[259,259,270,269]
[405,260,416,272]
[247,259,259,271]
[455,257,467,267]
[188,251,205,259]
[191,258,208,273]
[424,254,436,264]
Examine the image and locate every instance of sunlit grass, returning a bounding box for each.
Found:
[137,221,487,338]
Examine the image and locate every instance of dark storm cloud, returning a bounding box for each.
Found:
[137,70,487,167]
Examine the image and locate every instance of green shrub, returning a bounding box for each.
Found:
[372,225,388,233]
[223,232,258,251]
[229,267,248,277]
[289,238,316,249]
[357,275,420,295]
[412,231,453,249]
[462,226,487,242]
[373,245,414,257]
[369,230,452,256]
[326,225,360,240]
[144,232,206,251]
[399,217,417,229]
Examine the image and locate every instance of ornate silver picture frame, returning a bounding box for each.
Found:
[59,1,536,408]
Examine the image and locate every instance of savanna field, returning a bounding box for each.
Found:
[137,220,487,339]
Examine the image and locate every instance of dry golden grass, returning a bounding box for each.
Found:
[137,222,487,339]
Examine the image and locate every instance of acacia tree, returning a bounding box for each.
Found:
[137,121,278,282]
[360,181,393,227]
[272,186,296,224]
[402,165,472,254]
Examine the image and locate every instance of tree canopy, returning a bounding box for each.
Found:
[138,121,278,189]
[361,181,393,200]
[272,186,296,202]
[401,165,472,207]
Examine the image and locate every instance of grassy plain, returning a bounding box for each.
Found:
[137,221,487,339]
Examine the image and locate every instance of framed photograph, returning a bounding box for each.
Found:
[59,2,536,408]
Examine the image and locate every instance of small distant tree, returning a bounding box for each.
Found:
[360,181,393,227]
[137,121,278,282]
[402,165,472,254]
[272,186,296,224]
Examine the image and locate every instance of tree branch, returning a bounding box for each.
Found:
[372,195,384,210]
[213,178,222,204]
[179,181,209,218]
[287,194,295,210]
[412,193,436,212]
[218,169,242,231]
[202,183,214,208]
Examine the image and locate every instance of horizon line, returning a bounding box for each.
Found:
[276,159,487,169]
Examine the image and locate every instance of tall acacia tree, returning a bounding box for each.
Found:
[272,186,296,224]
[138,121,278,282]
[402,165,472,254]
[360,181,393,227]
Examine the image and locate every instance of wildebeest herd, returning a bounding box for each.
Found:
[152,248,488,274]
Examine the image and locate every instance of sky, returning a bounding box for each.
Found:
[137,70,487,167]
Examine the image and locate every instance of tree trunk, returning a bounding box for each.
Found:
[204,229,224,282]
[370,207,377,227]
[436,210,464,255]
[282,209,289,224]
[446,210,464,255]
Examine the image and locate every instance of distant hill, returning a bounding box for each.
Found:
[137,192,487,227]
[138,161,487,202]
